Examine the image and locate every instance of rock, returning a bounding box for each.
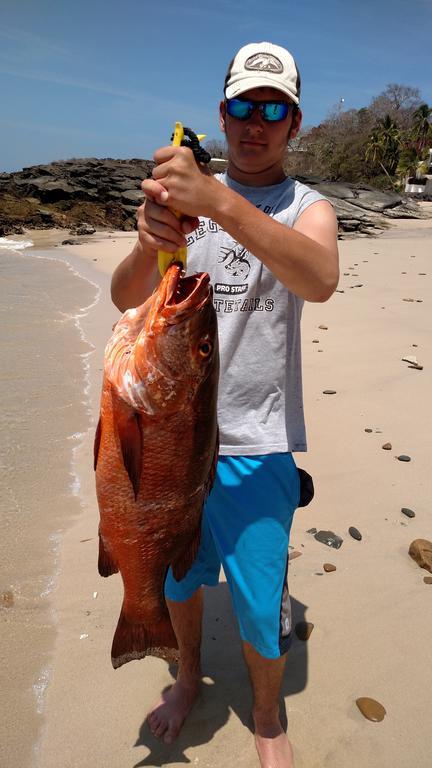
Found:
[1,161,428,237]
[409,539,432,573]
[356,697,386,722]
[295,621,314,641]
[61,238,83,245]
[401,507,415,518]
[76,223,96,235]
[1,590,14,608]
[121,189,145,205]
[318,324,328,330]
[323,563,336,572]
[382,442,392,450]
[306,527,317,534]
[397,455,411,462]
[424,577,432,585]
[365,428,373,433]
[349,526,362,541]
[323,390,337,395]
[314,530,343,548]
[289,550,302,560]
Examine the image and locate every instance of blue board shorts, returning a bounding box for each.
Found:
[164,452,300,659]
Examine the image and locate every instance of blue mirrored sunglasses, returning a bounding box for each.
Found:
[226,98,292,122]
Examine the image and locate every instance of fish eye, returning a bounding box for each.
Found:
[199,341,212,357]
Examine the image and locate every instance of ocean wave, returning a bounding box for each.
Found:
[0,237,34,250]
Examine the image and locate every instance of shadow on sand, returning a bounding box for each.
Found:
[133,579,308,766]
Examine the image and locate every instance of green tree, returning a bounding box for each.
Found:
[410,103,432,152]
[365,115,401,179]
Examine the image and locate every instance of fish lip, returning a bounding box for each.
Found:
[161,263,211,320]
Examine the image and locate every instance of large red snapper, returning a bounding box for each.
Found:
[94,263,219,668]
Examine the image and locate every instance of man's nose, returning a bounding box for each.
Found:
[245,107,265,128]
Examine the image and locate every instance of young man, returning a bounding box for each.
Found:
[111,41,339,768]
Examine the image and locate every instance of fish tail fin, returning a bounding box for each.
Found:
[98,532,119,577]
[111,608,179,669]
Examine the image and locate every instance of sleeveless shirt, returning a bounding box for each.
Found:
[186,173,327,456]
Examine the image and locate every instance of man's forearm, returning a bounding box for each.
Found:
[206,185,339,303]
[111,241,160,312]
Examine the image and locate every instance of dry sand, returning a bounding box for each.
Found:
[1,209,431,768]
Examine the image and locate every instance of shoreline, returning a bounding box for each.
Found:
[0,241,106,767]
[2,214,432,767]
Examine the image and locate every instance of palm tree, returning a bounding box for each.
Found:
[365,115,402,179]
[410,103,432,153]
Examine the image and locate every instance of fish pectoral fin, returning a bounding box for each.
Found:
[98,532,119,577]
[171,527,201,582]
[117,411,142,500]
[94,417,102,471]
[111,607,178,669]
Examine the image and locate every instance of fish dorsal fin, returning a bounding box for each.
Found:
[116,410,142,500]
[94,417,102,471]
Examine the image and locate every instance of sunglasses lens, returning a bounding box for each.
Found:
[261,102,290,121]
[226,99,252,119]
[226,99,291,122]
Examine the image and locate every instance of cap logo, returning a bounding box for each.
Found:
[244,53,283,73]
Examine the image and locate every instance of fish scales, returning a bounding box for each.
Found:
[94,263,219,668]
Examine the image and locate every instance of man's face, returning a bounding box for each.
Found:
[220,87,302,176]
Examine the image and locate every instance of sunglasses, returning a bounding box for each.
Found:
[225,97,293,122]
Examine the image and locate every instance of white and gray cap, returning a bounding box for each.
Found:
[224,42,301,105]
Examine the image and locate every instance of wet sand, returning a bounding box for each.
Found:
[1,209,431,768]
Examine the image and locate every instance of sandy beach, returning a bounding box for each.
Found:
[1,208,431,768]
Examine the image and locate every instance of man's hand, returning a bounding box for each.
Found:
[150,145,215,220]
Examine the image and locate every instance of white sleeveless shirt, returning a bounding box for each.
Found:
[186,173,327,456]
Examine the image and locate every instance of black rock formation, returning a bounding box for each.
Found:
[0,157,429,236]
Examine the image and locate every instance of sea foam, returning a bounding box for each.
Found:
[0,237,34,250]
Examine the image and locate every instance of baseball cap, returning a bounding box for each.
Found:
[224,42,301,105]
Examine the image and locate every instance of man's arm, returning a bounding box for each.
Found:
[206,190,339,302]
[111,145,339,310]
[150,146,339,302]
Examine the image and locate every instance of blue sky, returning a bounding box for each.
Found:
[1,0,431,172]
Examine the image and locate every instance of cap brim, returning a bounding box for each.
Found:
[225,75,299,104]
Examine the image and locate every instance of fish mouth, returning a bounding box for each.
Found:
[160,262,211,320]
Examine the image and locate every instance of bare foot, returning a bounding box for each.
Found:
[147,679,199,744]
[254,718,294,768]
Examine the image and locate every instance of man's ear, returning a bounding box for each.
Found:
[219,100,226,133]
[288,107,302,140]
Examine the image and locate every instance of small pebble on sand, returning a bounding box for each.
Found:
[323,563,336,572]
[397,455,411,462]
[289,550,302,560]
[409,539,432,573]
[382,442,392,450]
[401,507,415,518]
[318,324,328,330]
[315,530,343,549]
[365,428,373,433]
[349,526,362,541]
[424,577,432,585]
[323,390,337,395]
[356,697,386,722]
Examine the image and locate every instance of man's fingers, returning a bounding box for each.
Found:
[141,178,169,204]
[181,216,199,235]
